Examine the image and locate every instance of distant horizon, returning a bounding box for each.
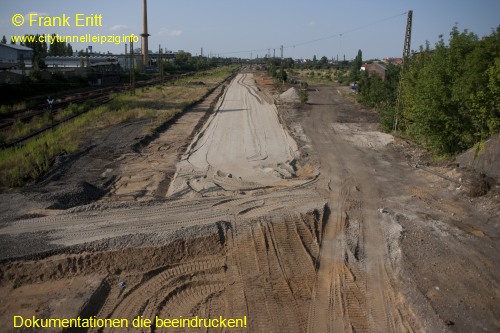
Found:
[15,46,403,62]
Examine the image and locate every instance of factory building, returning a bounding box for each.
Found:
[0,44,33,69]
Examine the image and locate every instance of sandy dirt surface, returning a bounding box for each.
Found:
[0,70,325,333]
[168,73,304,197]
[0,70,498,333]
[102,83,229,201]
[293,85,499,333]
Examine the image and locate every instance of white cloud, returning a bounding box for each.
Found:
[157,28,182,37]
[111,24,127,31]
[306,21,316,26]
[24,12,50,21]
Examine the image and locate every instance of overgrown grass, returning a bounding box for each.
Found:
[289,69,340,85]
[175,65,238,85]
[0,66,236,188]
[0,119,82,187]
[0,102,28,113]
[3,101,97,144]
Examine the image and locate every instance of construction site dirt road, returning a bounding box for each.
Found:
[0,71,498,333]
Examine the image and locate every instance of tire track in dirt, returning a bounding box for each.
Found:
[307,174,368,333]
[238,73,263,105]
[0,73,334,333]
[303,86,410,333]
[228,213,318,333]
[99,259,226,326]
[3,72,496,332]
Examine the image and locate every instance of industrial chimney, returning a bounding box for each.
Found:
[141,0,150,66]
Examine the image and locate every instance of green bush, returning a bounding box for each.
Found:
[299,82,309,104]
[400,26,500,155]
[355,25,500,156]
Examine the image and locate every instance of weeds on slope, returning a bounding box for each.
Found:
[2,101,96,145]
[0,66,237,188]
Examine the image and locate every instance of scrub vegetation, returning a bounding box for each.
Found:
[0,66,237,187]
[358,25,500,156]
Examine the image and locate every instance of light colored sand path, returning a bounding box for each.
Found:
[168,73,300,196]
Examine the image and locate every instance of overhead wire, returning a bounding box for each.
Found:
[218,11,408,56]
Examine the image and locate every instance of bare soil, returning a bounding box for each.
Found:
[293,85,500,332]
[0,70,498,333]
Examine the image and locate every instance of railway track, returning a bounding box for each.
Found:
[0,73,194,149]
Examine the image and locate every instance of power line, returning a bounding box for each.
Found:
[218,11,408,56]
[284,11,408,49]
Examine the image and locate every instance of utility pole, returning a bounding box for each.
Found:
[159,44,163,82]
[394,10,413,132]
[130,41,135,95]
[280,45,284,85]
[125,43,128,70]
[201,47,203,57]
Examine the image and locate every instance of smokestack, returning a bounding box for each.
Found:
[141,0,150,66]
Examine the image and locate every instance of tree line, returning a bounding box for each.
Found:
[358,25,499,156]
[162,51,232,73]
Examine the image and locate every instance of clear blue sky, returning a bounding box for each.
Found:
[1,0,499,60]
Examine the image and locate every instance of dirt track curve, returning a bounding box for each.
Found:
[1,71,498,333]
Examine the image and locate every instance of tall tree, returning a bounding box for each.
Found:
[22,34,48,68]
[350,49,363,81]
[174,51,192,70]
[48,34,69,56]
[355,49,363,70]
[319,56,328,67]
[1,35,6,44]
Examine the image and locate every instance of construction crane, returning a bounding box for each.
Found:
[394,10,413,132]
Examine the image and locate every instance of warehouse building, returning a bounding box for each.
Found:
[0,44,33,69]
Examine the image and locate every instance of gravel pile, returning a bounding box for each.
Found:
[280,87,301,104]
[46,181,106,209]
